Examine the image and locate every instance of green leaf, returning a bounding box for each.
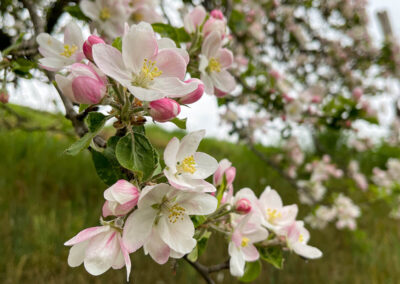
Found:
[112,37,122,51]
[65,132,94,155]
[79,104,89,112]
[11,57,36,78]
[187,246,198,262]
[86,112,108,133]
[239,260,261,282]
[170,117,187,130]
[197,231,211,257]
[152,23,190,46]
[64,5,90,21]
[91,150,126,186]
[3,33,25,56]
[259,246,284,269]
[115,132,157,181]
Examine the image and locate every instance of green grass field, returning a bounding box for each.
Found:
[1,105,400,283]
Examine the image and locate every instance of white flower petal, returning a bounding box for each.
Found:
[176,130,205,162]
[175,192,217,215]
[67,240,89,267]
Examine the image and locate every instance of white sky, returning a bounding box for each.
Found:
[8,0,400,144]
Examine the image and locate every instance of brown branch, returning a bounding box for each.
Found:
[183,256,229,284]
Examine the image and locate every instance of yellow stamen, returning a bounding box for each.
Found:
[241,237,250,247]
[208,57,221,73]
[177,155,196,174]
[168,204,186,223]
[298,234,304,243]
[266,208,282,222]
[100,7,111,21]
[132,12,144,22]
[132,59,162,88]
[60,44,78,57]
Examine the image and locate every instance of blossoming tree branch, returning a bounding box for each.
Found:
[1,0,400,283]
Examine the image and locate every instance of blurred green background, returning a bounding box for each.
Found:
[1,105,400,283]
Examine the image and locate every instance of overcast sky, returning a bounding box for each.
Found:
[8,0,400,144]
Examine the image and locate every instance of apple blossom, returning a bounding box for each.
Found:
[228,214,268,277]
[258,186,298,230]
[177,79,204,105]
[163,130,218,192]
[183,6,206,34]
[233,188,260,217]
[80,0,127,39]
[333,194,360,230]
[55,63,107,104]
[124,0,163,24]
[199,31,235,96]
[36,22,84,71]
[149,98,181,122]
[277,221,322,259]
[83,35,106,61]
[64,225,131,280]
[102,180,140,217]
[122,183,217,258]
[203,12,227,38]
[93,22,198,101]
[305,206,337,229]
[235,198,252,214]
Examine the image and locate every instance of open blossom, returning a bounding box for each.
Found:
[125,0,163,24]
[163,130,218,192]
[203,11,227,38]
[305,206,337,229]
[102,180,140,217]
[93,22,198,101]
[55,63,107,104]
[258,186,298,230]
[80,0,127,39]
[199,31,235,96]
[183,5,206,34]
[277,221,322,259]
[334,194,360,230]
[229,214,268,277]
[65,225,131,280]
[122,183,217,263]
[36,22,84,71]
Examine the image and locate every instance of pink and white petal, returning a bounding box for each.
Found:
[276,205,298,226]
[151,77,197,98]
[64,22,84,47]
[119,235,132,281]
[112,251,125,269]
[138,184,171,209]
[176,130,205,162]
[211,70,236,93]
[36,33,64,54]
[127,85,164,102]
[64,226,110,246]
[39,57,70,71]
[84,231,120,276]
[157,38,176,49]
[175,191,218,215]
[191,6,206,27]
[92,44,131,85]
[200,73,214,95]
[143,230,171,264]
[104,180,138,204]
[292,243,322,259]
[114,199,138,216]
[242,244,260,262]
[259,187,283,210]
[189,152,218,179]
[102,201,113,217]
[80,0,100,20]
[213,159,232,185]
[246,228,269,244]
[67,240,89,267]
[201,31,221,58]
[157,215,196,254]
[169,249,185,259]
[228,242,245,277]
[154,49,187,80]
[55,74,75,103]
[122,207,157,252]
[122,23,157,73]
[72,76,105,104]
[164,137,180,169]
[217,48,234,69]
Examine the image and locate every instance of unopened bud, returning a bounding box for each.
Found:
[83,35,105,61]
[235,198,252,214]
[149,98,181,122]
[178,79,204,104]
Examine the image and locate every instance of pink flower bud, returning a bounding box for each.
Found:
[56,63,107,104]
[214,87,227,98]
[149,98,181,122]
[235,198,252,214]
[311,95,322,104]
[213,159,236,187]
[352,87,363,100]
[102,180,140,217]
[210,9,224,20]
[83,35,105,61]
[203,17,226,38]
[0,90,9,104]
[269,69,281,80]
[178,79,204,104]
